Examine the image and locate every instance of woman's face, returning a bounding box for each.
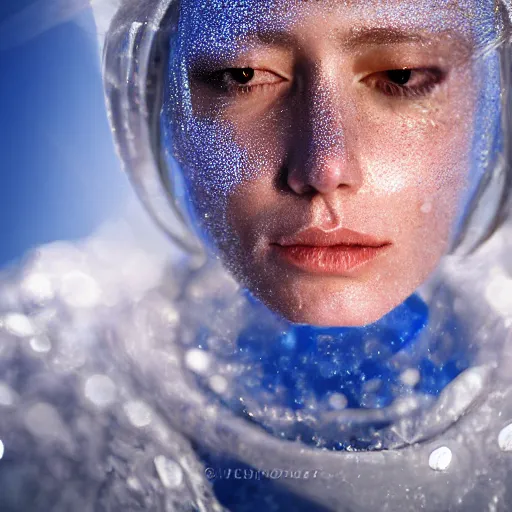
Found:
[166,0,498,327]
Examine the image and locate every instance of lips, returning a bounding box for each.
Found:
[272,227,391,275]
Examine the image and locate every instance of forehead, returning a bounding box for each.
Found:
[177,0,498,49]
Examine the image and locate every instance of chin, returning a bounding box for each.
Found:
[255,281,404,328]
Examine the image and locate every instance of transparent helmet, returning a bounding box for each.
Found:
[100,0,512,332]
[102,0,511,257]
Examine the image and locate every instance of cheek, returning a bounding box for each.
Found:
[182,109,285,202]
[181,119,250,205]
[357,90,475,237]
[177,113,284,264]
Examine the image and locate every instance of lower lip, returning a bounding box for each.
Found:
[272,244,390,275]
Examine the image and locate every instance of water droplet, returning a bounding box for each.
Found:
[393,396,420,416]
[161,306,179,327]
[209,375,228,394]
[60,271,101,308]
[24,403,70,443]
[2,313,35,337]
[363,378,382,393]
[485,275,512,317]
[420,202,432,214]
[29,335,52,353]
[328,393,348,410]
[280,331,296,350]
[185,349,210,375]
[0,440,4,459]
[154,455,184,489]
[399,368,420,387]
[21,273,54,303]
[498,423,512,451]
[127,476,142,491]
[85,375,116,408]
[429,446,452,471]
[0,383,15,406]
[124,400,152,428]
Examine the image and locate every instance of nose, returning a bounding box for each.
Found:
[286,72,362,195]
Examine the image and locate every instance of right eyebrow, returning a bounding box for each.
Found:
[252,28,297,48]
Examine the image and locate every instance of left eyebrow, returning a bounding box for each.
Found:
[339,27,473,53]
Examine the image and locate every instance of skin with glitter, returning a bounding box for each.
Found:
[163,0,501,327]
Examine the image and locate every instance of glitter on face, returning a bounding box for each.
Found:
[162,0,502,327]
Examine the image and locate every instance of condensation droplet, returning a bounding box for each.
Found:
[24,402,70,444]
[498,423,512,451]
[127,476,142,491]
[429,446,452,471]
[363,379,382,393]
[0,383,15,406]
[185,348,211,375]
[420,202,432,214]
[393,396,420,416]
[60,271,101,309]
[328,393,348,410]
[21,273,54,303]
[485,275,512,317]
[124,400,153,428]
[2,313,35,337]
[399,368,420,387]
[161,306,180,327]
[85,374,117,408]
[154,455,184,489]
[0,440,4,459]
[209,374,228,394]
[29,335,52,353]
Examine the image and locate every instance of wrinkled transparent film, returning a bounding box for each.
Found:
[0,0,510,511]
[101,0,512,510]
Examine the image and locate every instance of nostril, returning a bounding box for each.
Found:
[287,173,316,195]
[278,163,315,195]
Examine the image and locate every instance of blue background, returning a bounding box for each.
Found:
[0,1,130,267]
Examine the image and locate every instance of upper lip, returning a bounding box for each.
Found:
[275,227,390,248]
